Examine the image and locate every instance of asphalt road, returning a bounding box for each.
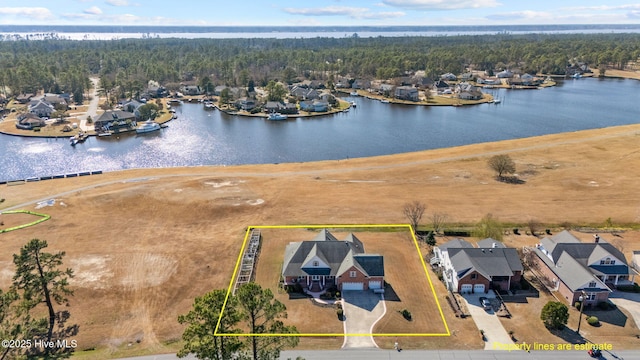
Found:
[117,349,639,360]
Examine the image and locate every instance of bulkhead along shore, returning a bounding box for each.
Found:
[2,120,640,358]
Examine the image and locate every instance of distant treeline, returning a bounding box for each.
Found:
[1,33,639,99]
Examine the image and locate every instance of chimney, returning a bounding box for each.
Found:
[594,234,600,243]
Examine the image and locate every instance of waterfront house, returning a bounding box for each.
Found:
[282,229,384,293]
[180,85,202,96]
[28,99,54,118]
[394,86,419,101]
[94,110,135,132]
[352,79,371,90]
[497,69,514,78]
[16,113,46,130]
[235,97,256,111]
[300,100,329,112]
[335,77,351,89]
[30,94,68,109]
[531,231,637,306]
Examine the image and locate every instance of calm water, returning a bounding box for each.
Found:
[0,78,638,181]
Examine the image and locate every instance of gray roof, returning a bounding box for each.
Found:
[477,238,506,249]
[543,231,628,268]
[448,248,523,281]
[438,238,474,251]
[533,247,609,292]
[282,230,382,278]
[95,110,135,123]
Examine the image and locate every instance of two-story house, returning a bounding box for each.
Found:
[282,229,384,293]
[531,230,637,306]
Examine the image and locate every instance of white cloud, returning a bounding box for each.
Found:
[569,4,640,11]
[283,6,404,20]
[84,6,103,15]
[381,0,500,10]
[485,10,552,21]
[0,7,53,20]
[106,0,130,6]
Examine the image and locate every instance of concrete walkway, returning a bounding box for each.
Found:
[462,290,516,350]
[341,291,386,349]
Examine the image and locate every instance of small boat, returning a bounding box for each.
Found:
[380,99,390,104]
[69,131,88,146]
[350,91,359,96]
[136,119,161,134]
[350,101,357,107]
[204,102,215,110]
[267,112,287,121]
[571,73,582,79]
[493,99,501,104]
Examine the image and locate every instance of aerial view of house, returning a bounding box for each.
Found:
[282,229,384,293]
[433,238,523,294]
[531,230,638,305]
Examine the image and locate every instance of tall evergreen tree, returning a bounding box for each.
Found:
[12,239,74,352]
[235,283,299,360]
[178,289,244,360]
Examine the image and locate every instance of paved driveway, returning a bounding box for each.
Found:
[610,291,640,329]
[341,290,386,349]
[462,291,515,350]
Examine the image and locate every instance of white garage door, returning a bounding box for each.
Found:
[342,282,364,291]
[369,281,382,289]
[473,284,485,293]
[460,284,473,293]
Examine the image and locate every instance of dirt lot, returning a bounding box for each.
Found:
[2,122,640,357]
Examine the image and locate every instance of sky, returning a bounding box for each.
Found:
[0,0,639,27]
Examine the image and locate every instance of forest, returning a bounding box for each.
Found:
[0,33,639,101]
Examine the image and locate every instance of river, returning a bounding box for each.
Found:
[0,77,638,182]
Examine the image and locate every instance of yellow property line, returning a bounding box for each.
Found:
[215,224,450,337]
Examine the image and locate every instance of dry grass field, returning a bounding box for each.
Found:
[2,119,640,357]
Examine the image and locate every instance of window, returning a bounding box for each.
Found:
[470,273,477,280]
[350,271,357,278]
[311,275,320,281]
[588,281,597,288]
[298,276,305,280]
[587,293,596,301]
[313,261,319,267]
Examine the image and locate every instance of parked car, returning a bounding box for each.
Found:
[480,297,492,311]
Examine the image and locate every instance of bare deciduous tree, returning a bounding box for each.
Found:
[403,201,426,234]
[488,154,516,179]
[430,212,449,234]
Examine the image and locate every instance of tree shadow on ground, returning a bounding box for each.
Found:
[384,283,401,302]
[584,306,628,327]
[548,325,584,344]
[496,176,526,184]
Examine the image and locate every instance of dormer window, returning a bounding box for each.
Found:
[313,261,319,267]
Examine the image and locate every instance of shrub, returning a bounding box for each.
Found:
[401,309,412,321]
[574,301,582,309]
[616,284,640,293]
[587,316,599,326]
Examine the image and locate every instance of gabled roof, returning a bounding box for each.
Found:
[534,247,610,292]
[312,229,338,242]
[282,230,382,279]
[542,231,628,268]
[438,238,473,251]
[95,110,135,123]
[448,248,523,281]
